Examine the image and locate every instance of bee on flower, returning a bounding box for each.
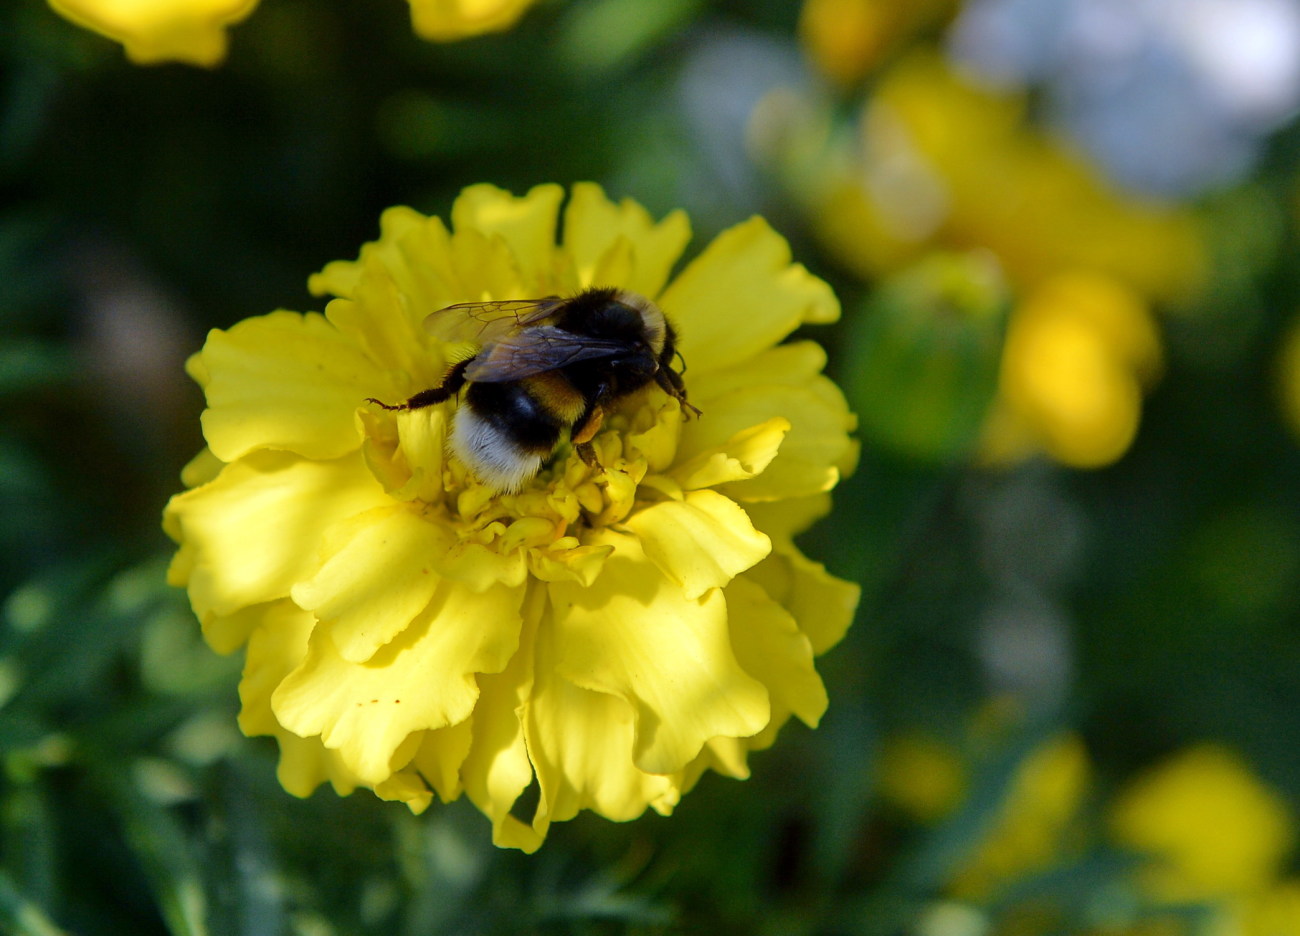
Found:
[163,183,859,851]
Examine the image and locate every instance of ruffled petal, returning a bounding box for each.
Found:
[374,769,434,814]
[291,505,454,663]
[237,600,316,738]
[678,380,856,502]
[659,218,839,374]
[526,617,681,825]
[549,530,770,774]
[563,183,692,298]
[409,719,475,803]
[274,731,364,799]
[451,184,565,295]
[724,576,827,727]
[199,603,264,656]
[164,451,391,620]
[669,417,790,490]
[743,548,860,656]
[195,311,399,462]
[271,580,524,784]
[621,490,771,600]
[462,587,544,852]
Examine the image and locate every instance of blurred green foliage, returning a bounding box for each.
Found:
[4,0,1300,933]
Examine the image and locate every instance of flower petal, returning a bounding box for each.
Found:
[272,579,523,784]
[563,183,692,299]
[669,417,790,490]
[233,601,367,798]
[659,217,839,374]
[678,381,856,501]
[526,620,681,825]
[549,530,770,774]
[237,600,316,738]
[374,770,434,814]
[179,447,224,489]
[291,505,453,663]
[409,720,474,804]
[451,184,565,294]
[743,548,860,656]
[724,576,827,727]
[164,451,391,620]
[195,311,398,462]
[621,490,771,600]
[462,588,544,853]
[274,731,363,799]
[49,0,257,66]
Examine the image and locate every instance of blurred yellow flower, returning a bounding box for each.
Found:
[406,0,535,41]
[983,272,1162,468]
[163,183,859,851]
[812,53,1207,303]
[948,733,1091,900]
[1109,745,1296,902]
[798,0,954,88]
[877,733,966,823]
[48,0,536,65]
[47,0,256,65]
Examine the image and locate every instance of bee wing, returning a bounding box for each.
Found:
[423,297,566,345]
[464,326,631,382]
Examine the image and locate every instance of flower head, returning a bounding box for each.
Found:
[1110,744,1296,902]
[164,183,859,851]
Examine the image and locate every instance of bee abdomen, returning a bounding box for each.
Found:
[451,382,567,492]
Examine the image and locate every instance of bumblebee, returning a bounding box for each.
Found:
[367,287,697,492]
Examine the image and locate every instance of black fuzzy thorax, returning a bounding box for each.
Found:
[551,288,660,399]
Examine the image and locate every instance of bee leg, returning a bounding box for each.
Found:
[365,358,472,411]
[654,367,701,418]
[571,405,605,446]
[571,401,608,470]
[575,441,598,467]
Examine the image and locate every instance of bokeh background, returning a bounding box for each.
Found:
[5,0,1300,933]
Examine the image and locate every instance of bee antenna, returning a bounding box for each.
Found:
[674,350,687,373]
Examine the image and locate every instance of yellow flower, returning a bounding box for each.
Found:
[47,0,257,65]
[48,0,536,65]
[163,183,859,851]
[983,272,1163,469]
[876,733,966,823]
[797,0,954,88]
[810,53,1207,304]
[1109,745,1297,902]
[407,0,535,41]
[948,733,1091,900]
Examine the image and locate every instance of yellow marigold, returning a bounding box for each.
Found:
[1109,745,1297,902]
[48,0,535,65]
[163,183,860,851]
[982,272,1162,469]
